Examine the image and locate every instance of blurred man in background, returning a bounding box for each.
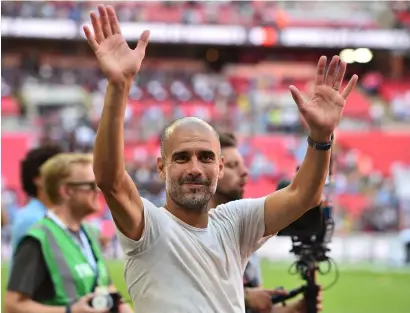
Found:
[209,132,322,313]
[10,145,62,256]
[6,153,132,313]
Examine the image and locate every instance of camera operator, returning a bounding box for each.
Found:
[5,153,132,313]
[209,133,322,313]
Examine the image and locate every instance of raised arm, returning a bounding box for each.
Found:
[263,55,358,236]
[83,5,150,240]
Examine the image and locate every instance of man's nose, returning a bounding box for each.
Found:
[188,157,203,176]
[240,164,249,178]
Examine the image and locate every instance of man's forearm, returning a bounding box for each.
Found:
[6,300,65,313]
[290,134,331,208]
[94,81,130,189]
[272,299,305,313]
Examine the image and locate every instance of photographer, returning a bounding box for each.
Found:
[209,133,322,313]
[5,153,132,313]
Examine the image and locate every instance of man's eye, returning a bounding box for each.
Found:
[175,156,188,163]
[201,155,214,162]
[227,162,238,168]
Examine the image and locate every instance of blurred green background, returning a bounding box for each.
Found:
[2,259,409,313]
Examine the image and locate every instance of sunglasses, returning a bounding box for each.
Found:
[65,181,99,191]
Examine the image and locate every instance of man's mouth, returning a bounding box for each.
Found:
[184,182,205,187]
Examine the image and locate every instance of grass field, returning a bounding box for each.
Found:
[2,259,409,313]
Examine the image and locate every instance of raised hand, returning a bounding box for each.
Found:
[83,5,149,84]
[289,56,358,142]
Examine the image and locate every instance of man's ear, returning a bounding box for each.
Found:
[33,176,42,188]
[59,184,71,201]
[157,157,165,180]
[218,156,224,179]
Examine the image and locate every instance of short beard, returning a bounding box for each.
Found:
[170,191,210,213]
[167,179,215,213]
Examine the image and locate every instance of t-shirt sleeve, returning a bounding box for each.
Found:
[214,197,269,259]
[114,198,168,257]
[7,237,49,297]
[11,214,37,252]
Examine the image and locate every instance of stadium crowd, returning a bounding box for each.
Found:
[1,1,394,28]
[2,53,407,238]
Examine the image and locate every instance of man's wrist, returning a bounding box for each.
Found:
[107,79,132,92]
[308,131,332,144]
[280,300,303,313]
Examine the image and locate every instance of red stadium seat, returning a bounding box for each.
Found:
[379,80,410,103]
[1,97,20,117]
[1,132,34,203]
[337,131,410,176]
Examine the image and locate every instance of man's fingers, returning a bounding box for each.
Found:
[333,61,347,91]
[289,85,306,114]
[80,293,95,302]
[106,5,122,34]
[314,56,327,86]
[325,55,340,86]
[90,12,104,43]
[98,5,113,38]
[83,25,99,52]
[261,307,272,313]
[265,289,288,296]
[341,74,359,99]
[134,30,150,58]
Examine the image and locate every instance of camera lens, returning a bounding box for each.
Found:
[91,294,113,310]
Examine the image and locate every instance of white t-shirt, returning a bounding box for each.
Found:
[116,197,268,313]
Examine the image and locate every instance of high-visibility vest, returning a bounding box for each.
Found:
[25,218,110,305]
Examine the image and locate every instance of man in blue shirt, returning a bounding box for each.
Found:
[10,145,62,257]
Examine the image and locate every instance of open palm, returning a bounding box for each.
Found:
[289,56,358,139]
[83,5,149,84]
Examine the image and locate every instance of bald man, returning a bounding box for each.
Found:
[85,5,357,312]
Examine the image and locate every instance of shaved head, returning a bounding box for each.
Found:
[160,117,220,158]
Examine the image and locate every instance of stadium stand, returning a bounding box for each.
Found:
[1,1,409,236]
[1,1,392,28]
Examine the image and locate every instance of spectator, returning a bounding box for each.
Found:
[10,145,62,259]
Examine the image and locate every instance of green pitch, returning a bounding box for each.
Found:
[2,260,409,313]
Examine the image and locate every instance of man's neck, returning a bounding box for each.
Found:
[37,191,53,209]
[209,192,230,209]
[52,205,83,232]
[164,200,209,229]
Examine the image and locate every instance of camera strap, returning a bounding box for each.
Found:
[83,230,101,293]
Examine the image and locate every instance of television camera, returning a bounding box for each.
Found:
[271,159,338,313]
